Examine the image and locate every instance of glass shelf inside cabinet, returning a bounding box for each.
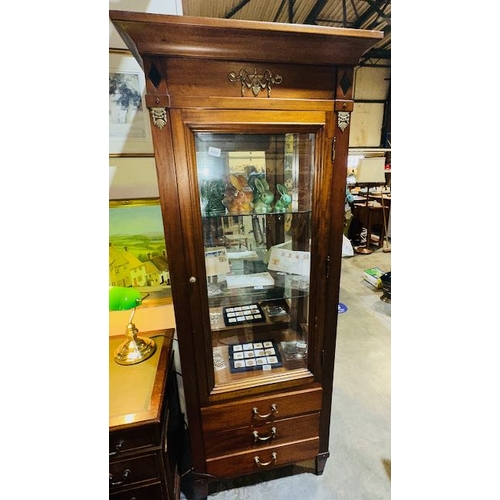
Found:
[196,132,315,390]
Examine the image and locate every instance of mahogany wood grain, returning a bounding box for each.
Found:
[163,58,337,101]
[204,412,320,458]
[108,12,384,497]
[201,385,322,432]
[206,437,320,478]
[109,11,383,67]
[109,329,182,500]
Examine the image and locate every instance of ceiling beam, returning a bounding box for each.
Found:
[303,0,328,25]
[273,0,287,22]
[225,0,253,19]
[288,0,295,23]
[363,0,391,21]
[352,0,389,28]
[358,48,391,67]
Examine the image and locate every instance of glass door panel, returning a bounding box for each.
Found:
[195,132,315,390]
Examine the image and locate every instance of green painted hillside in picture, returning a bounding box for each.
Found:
[109,199,171,302]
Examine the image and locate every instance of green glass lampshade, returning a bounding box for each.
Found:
[109,286,156,365]
[109,286,143,311]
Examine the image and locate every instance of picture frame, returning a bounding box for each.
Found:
[109,155,159,200]
[109,49,154,154]
[109,198,171,305]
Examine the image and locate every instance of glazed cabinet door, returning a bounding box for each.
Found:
[168,109,336,403]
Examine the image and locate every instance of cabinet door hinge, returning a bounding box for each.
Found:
[321,349,325,367]
[331,137,337,162]
[326,255,330,279]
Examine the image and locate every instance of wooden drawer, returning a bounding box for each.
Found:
[206,437,319,478]
[109,426,157,456]
[204,412,320,458]
[109,453,160,491]
[109,481,164,500]
[201,386,322,433]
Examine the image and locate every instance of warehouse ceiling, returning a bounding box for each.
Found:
[181,0,391,67]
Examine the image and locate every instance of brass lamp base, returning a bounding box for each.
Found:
[114,322,156,365]
[354,246,373,255]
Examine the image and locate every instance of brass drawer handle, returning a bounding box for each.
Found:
[252,403,278,420]
[253,427,276,443]
[109,468,131,487]
[109,438,124,456]
[254,452,277,467]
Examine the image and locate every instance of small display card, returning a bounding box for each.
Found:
[228,339,283,373]
[267,247,310,277]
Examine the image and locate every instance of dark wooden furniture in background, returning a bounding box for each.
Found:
[109,329,183,500]
[109,11,383,500]
[352,196,391,249]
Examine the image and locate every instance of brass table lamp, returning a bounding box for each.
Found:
[109,286,156,365]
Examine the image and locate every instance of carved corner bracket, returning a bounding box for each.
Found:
[337,111,350,132]
[150,107,168,130]
[228,68,283,97]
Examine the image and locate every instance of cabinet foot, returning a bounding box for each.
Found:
[315,452,330,475]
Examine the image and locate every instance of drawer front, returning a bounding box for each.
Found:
[206,437,319,478]
[204,412,320,458]
[109,481,164,500]
[109,426,157,456]
[109,453,160,491]
[201,386,322,433]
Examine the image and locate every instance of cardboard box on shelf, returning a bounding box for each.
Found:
[363,267,386,288]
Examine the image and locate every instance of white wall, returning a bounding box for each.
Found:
[109,0,183,49]
[350,65,391,147]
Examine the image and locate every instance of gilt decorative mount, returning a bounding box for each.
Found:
[150,107,167,130]
[338,111,350,132]
[228,68,283,97]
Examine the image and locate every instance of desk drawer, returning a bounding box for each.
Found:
[204,412,320,458]
[109,481,163,500]
[109,426,157,456]
[109,453,160,491]
[206,437,319,478]
[201,386,322,433]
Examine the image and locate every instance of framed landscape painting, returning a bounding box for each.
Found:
[109,198,171,305]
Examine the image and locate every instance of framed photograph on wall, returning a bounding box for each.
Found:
[109,198,171,305]
[109,49,154,154]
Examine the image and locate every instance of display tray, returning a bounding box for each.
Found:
[223,303,265,327]
[228,339,283,373]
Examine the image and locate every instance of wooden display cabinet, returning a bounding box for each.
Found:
[109,11,382,500]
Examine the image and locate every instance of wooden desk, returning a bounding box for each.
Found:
[109,329,183,500]
[368,193,391,205]
[351,202,390,249]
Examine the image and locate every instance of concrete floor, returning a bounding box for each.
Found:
[181,248,391,500]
